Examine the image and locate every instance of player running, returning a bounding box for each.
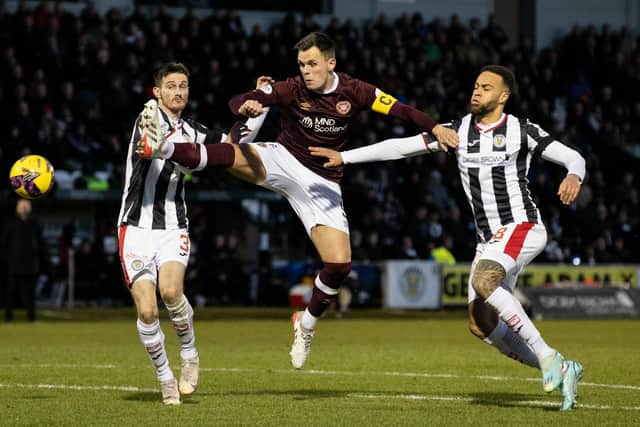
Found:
[136,32,459,370]
[308,65,585,411]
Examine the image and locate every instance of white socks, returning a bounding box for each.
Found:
[165,295,198,361]
[300,308,318,331]
[484,320,540,368]
[137,319,174,382]
[485,287,555,361]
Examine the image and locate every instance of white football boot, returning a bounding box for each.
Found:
[136,99,166,159]
[289,311,314,369]
[179,357,200,396]
[160,378,181,405]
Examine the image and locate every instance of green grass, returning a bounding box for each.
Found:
[1,308,639,426]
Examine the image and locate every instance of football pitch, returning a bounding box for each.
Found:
[1,308,638,426]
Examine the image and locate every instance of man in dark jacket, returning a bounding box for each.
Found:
[1,198,47,321]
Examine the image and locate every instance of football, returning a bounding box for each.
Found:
[9,154,55,199]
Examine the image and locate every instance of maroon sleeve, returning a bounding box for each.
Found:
[388,102,439,133]
[228,81,292,114]
[350,78,378,107]
[350,76,439,132]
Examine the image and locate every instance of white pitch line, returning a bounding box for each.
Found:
[3,363,639,392]
[348,393,640,411]
[0,382,638,411]
[0,364,117,369]
[0,383,157,393]
[203,367,640,392]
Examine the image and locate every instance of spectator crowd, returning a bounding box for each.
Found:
[1,0,638,290]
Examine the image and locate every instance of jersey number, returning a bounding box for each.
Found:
[492,227,508,241]
[179,233,189,255]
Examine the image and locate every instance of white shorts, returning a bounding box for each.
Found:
[251,142,349,235]
[467,222,547,302]
[118,225,190,286]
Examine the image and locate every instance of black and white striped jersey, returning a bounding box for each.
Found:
[117,108,219,230]
[453,113,553,242]
[341,113,585,245]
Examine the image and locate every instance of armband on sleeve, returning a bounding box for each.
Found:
[371,91,398,115]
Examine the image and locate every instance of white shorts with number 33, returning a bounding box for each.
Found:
[117,225,190,287]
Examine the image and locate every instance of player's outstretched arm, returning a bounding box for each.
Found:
[384,100,459,150]
[538,141,586,205]
[309,133,441,168]
[308,147,344,168]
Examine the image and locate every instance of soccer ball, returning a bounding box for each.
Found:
[9,155,55,199]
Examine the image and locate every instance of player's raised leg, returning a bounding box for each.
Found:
[136,116,267,185]
[290,225,351,369]
[131,279,180,405]
[468,299,539,368]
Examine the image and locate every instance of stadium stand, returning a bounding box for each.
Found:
[0,2,638,304]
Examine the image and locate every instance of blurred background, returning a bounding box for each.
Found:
[0,0,638,314]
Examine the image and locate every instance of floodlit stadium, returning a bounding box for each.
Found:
[1,0,639,425]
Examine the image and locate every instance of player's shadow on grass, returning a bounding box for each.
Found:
[467,391,558,412]
[22,395,53,400]
[122,392,200,404]
[121,389,342,403]
[222,389,346,399]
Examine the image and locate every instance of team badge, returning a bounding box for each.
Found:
[131,259,144,271]
[400,267,426,300]
[336,100,351,115]
[493,134,506,148]
[299,102,312,111]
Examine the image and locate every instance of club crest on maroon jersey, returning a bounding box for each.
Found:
[336,101,351,115]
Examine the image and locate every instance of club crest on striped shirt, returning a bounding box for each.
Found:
[493,134,506,148]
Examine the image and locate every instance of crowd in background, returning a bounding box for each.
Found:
[1,1,639,300]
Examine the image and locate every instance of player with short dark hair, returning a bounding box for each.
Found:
[137,32,459,370]
[119,62,267,404]
[309,65,585,411]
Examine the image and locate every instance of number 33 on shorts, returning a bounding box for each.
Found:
[179,233,189,257]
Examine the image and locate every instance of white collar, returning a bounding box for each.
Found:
[321,71,339,94]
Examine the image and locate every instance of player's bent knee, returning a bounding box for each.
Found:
[137,307,159,324]
[160,287,182,305]
[319,262,351,288]
[233,144,266,182]
[468,321,487,339]
[471,260,506,299]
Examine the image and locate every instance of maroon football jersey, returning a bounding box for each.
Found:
[229,72,380,182]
